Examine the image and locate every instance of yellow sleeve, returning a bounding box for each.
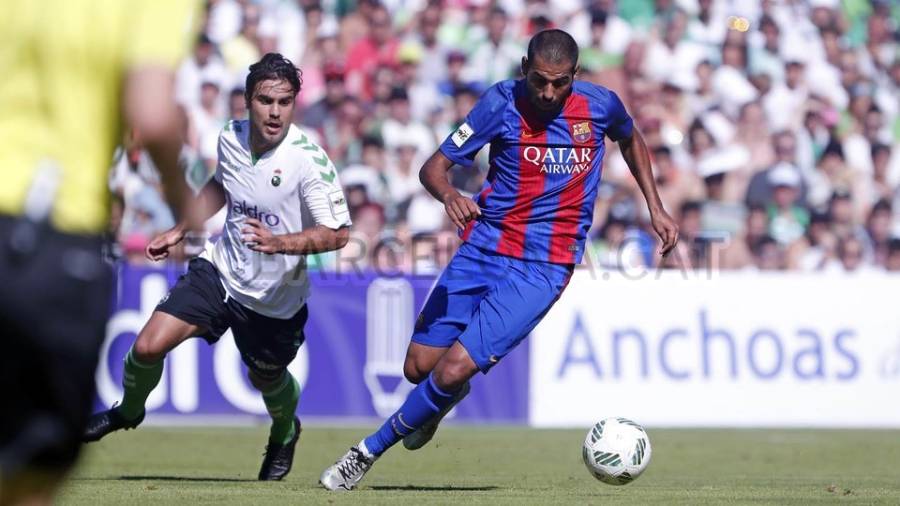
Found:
[126,0,201,67]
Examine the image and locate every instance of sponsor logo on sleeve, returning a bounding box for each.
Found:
[451,122,474,148]
[328,190,349,218]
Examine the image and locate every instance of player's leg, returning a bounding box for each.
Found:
[319,342,478,491]
[229,303,308,481]
[404,256,574,451]
[402,242,500,383]
[320,244,498,491]
[368,341,478,453]
[455,257,573,373]
[402,342,447,384]
[248,369,300,445]
[82,312,204,442]
[123,312,204,417]
[399,244,510,447]
[247,368,302,481]
[400,342,472,450]
[84,258,229,442]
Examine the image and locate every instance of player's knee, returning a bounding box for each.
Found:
[248,369,284,392]
[432,359,473,392]
[403,359,428,384]
[131,333,166,364]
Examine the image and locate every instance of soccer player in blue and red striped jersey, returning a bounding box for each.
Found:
[320,29,678,491]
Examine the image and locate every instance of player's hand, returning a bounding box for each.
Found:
[242,218,286,254]
[146,227,186,261]
[443,191,481,230]
[650,210,679,257]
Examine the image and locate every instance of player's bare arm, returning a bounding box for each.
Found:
[125,67,194,225]
[618,129,679,256]
[241,221,350,255]
[146,179,227,261]
[419,150,481,230]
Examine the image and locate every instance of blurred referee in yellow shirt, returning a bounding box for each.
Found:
[0,2,199,504]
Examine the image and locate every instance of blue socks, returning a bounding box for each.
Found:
[363,373,456,457]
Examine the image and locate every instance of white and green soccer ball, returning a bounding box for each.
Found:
[582,417,651,485]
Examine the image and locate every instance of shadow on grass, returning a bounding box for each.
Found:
[370,485,500,492]
[113,475,255,482]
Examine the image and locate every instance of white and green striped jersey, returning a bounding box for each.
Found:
[201,119,350,319]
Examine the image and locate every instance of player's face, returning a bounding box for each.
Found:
[522,55,577,114]
[248,78,296,149]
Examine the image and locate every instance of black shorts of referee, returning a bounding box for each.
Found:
[0,216,113,477]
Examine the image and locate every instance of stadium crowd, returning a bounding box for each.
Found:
[110,0,900,273]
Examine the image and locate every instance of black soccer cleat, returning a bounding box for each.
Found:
[82,407,145,443]
[258,417,302,481]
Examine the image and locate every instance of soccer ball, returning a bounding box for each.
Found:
[582,417,651,485]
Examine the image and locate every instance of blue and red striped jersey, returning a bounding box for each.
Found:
[440,79,634,265]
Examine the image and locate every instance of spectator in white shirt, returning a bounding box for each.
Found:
[465,7,523,88]
[763,58,809,132]
[381,87,436,161]
[175,34,229,109]
[643,9,706,84]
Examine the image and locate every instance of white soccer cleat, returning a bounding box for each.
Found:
[319,446,376,491]
[402,381,471,451]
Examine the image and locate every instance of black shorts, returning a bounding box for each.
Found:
[0,216,113,475]
[156,258,308,380]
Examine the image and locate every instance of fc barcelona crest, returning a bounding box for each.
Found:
[572,122,592,143]
[272,168,282,187]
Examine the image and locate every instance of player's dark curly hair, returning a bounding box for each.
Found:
[526,29,579,70]
[244,53,303,103]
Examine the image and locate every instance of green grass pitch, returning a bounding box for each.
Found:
[60,426,900,505]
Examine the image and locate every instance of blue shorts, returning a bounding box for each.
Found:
[412,242,573,372]
[156,258,308,380]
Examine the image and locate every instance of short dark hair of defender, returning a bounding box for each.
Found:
[244,53,303,104]
[526,29,579,70]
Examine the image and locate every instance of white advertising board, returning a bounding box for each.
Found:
[530,271,900,427]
